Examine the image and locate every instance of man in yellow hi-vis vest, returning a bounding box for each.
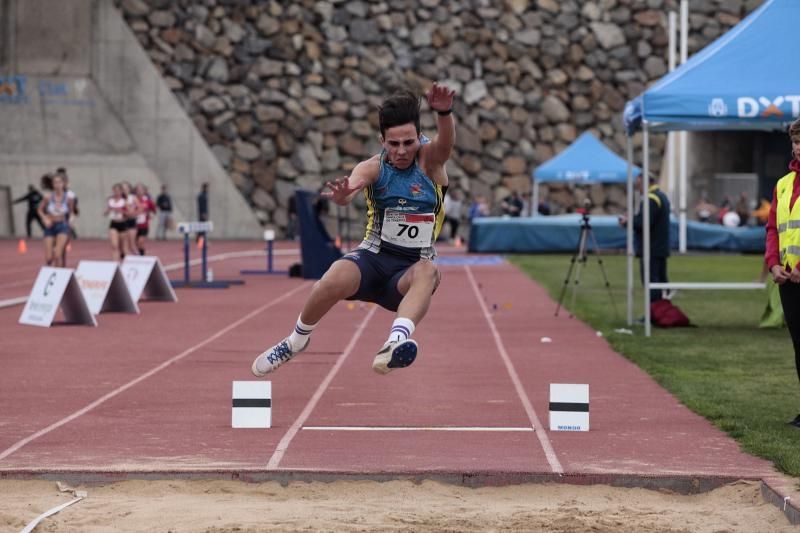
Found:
[766,117,800,429]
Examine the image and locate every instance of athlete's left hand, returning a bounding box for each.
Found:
[426,82,455,113]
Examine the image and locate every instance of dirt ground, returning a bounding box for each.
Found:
[1,478,794,532]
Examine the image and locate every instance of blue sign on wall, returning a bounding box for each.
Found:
[0,75,29,105]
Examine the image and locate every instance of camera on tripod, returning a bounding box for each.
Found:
[554,197,617,318]
[578,198,592,225]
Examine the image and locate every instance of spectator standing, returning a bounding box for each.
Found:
[468,194,490,221]
[286,194,297,240]
[694,192,717,223]
[197,182,209,242]
[735,192,750,226]
[155,185,173,240]
[443,188,463,242]
[764,117,800,429]
[500,190,524,217]
[619,173,671,303]
[13,184,44,237]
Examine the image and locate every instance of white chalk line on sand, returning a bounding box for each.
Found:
[464,265,564,475]
[0,281,311,462]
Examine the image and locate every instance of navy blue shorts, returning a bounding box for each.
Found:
[340,248,417,312]
[43,221,70,237]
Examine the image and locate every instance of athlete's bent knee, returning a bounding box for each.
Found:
[313,273,358,301]
[414,260,439,286]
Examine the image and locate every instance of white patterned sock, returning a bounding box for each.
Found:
[288,316,316,351]
[387,317,415,344]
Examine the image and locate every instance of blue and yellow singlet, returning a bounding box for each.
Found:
[359,146,446,260]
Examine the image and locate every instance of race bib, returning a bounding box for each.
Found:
[380,210,435,248]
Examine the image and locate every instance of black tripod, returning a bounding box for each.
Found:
[555,212,617,318]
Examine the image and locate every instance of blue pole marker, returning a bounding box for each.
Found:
[241,229,288,275]
[170,220,243,288]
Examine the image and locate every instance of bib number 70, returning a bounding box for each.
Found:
[397,223,419,239]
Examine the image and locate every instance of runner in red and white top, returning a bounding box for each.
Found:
[103,183,128,261]
[135,183,157,255]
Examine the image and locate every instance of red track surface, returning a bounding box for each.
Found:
[0,238,797,522]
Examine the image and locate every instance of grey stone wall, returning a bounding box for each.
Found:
[115,0,761,227]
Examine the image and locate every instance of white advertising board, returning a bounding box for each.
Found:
[121,256,177,303]
[19,267,96,327]
[75,261,139,315]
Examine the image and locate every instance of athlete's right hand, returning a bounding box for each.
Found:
[321,176,357,206]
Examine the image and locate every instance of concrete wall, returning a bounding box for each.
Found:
[0,0,261,239]
[1,152,189,240]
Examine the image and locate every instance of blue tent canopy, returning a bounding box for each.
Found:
[533,132,641,183]
[624,0,800,133]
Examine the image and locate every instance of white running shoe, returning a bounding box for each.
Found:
[372,339,418,375]
[251,337,309,377]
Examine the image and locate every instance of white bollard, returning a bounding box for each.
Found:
[232,381,271,428]
[549,383,589,431]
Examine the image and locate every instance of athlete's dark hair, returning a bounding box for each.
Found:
[790,117,800,139]
[379,90,420,137]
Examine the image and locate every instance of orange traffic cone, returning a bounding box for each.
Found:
[17,239,27,254]
[335,235,342,249]
[197,235,205,249]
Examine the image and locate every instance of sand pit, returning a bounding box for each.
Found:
[1,478,793,532]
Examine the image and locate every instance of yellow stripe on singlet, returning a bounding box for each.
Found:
[433,184,445,241]
[363,185,376,241]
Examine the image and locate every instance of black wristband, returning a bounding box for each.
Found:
[436,108,452,116]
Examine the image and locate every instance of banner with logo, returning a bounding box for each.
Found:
[19,267,96,327]
[75,261,139,315]
[624,0,800,133]
[120,256,177,303]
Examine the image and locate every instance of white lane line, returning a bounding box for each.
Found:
[0,282,311,462]
[267,305,378,469]
[0,249,299,309]
[464,265,564,474]
[303,426,534,432]
[0,296,27,307]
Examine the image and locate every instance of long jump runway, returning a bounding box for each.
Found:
[0,239,791,508]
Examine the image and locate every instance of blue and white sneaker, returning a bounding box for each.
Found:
[251,337,309,377]
[372,339,418,375]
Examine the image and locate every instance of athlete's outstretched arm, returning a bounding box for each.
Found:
[321,156,379,206]
[424,82,456,167]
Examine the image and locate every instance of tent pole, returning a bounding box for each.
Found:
[532,180,539,217]
[626,136,634,326]
[679,130,688,253]
[643,125,652,337]
[678,0,689,254]
[666,11,677,208]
